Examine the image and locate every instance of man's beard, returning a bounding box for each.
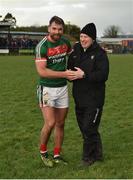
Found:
[50,34,62,41]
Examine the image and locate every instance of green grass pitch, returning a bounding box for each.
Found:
[0,55,133,178]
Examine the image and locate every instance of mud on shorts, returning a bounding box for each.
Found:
[37,85,69,108]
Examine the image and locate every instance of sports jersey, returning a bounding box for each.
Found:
[35,36,71,87]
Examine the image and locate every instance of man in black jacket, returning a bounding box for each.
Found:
[67,23,109,166]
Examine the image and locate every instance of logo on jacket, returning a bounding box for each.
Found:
[73,55,77,58]
[91,55,95,60]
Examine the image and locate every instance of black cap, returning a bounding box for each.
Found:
[80,23,97,40]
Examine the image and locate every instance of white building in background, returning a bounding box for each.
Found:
[97,37,133,54]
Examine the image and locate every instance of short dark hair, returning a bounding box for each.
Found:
[49,16,65,27]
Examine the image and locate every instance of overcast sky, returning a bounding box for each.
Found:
[0,0,133,37]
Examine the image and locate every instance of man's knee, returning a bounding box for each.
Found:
[45,121,55,130]
[55,121,65,129]
[82,126,97,140]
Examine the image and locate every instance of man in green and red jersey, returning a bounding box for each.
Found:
[35,16,75,167]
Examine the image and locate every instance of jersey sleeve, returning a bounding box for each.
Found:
[35,41,47,62]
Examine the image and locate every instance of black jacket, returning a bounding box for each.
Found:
[67,41,109,109]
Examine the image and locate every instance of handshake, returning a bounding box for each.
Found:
[65,67,85,81]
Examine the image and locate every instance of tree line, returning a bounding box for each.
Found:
[0,13,123,39]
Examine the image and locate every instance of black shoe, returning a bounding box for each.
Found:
[78,159,95,168]
[53,156,68,165]
[83,159,95,166]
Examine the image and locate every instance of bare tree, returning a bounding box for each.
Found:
[103,25,121,38]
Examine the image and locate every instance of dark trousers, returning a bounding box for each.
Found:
[75,106,103,161]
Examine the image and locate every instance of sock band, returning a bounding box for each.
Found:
[40,144,47,153]
[54,147,61,156]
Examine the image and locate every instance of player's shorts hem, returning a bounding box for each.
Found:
[37,85,69,108]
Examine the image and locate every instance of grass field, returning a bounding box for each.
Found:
[0,54,133,178]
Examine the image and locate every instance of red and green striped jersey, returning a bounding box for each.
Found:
[35,36,71,87]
